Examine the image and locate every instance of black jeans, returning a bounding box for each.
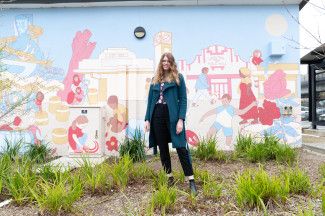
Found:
[152,103,194,176]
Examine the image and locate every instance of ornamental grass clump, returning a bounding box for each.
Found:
[235,167,289,211]
[78,160,112,195]
[281,167,311,195]
[150,184,177,216]
[1,138,23,161]
[5,157,37,205]
[119,128,146,162]
[110,155,133,190]
[192,136,217,161]
[235,134,255,157]
[236,134,297,164]
[130,161,154,182]
[30,174,83,215]
[153,169,169,189]
[24,141,52,163]
[203,179,222,200]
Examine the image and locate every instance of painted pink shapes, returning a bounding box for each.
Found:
[264,69,291,100]
[57,29,96,102]
[258,100,281,125]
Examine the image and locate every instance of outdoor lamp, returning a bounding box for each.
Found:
[134,26,146,39]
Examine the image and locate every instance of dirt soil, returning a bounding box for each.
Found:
[1,149,325,216]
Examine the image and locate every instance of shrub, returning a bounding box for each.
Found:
[235,167,289,210]
[281,167,311,195]
[150,184,177,215]
[24,142,52,163]
[193,136,217,161]
[119,128,146,162]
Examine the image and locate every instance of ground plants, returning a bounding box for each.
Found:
[30,173,83,214]
[24,141,52,163]
[5,158,38,205]
[235,134,297,164]
[192,136,226,161]
[203,179,222,200]
[110,155,133,190]
[235,167,289,211]
[78,159,112,195]
[119,128,146,162]
[149,184,177,216]
[281,167,311,195]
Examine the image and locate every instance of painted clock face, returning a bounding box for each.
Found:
[154,32,172,45]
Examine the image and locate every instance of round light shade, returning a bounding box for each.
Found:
[134,26,146,39]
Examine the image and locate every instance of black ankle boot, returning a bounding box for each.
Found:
[168,176,175,187]
[189,180,198,196]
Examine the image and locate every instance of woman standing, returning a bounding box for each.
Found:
[144,53,197,195]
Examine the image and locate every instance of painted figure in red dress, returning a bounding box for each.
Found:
[238,67,259,124]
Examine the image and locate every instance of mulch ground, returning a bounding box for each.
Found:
[0,149,324,216]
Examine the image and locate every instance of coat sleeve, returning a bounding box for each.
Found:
[145,84,153,121]
[178,73,187,120]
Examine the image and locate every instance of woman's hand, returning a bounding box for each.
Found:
[176,119,183,135]
[144,120,150,132]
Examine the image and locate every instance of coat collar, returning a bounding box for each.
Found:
[152,82,176,91]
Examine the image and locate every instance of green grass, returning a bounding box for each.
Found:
[78,160,112,195]
[130,162,154,182]
[235,134,297,164]
[235,134,255,157]
[24,141,52,163]
[235,167,289,211]
[194,168,212,184]
[281,167,311,195]
[30,174,83,214]
[5,158,37,205]
[110,155,133,190]
[203,180,222,200]
[119,128,146,162]
[192,136,218,161]
[1,138,23,161]
[150,184,177,216]
[153,169,169,189]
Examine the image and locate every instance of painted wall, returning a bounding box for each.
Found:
[0,5,301,156]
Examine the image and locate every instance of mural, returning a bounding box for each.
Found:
[0,7,301,156]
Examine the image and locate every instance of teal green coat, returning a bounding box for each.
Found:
[145,73,187,149]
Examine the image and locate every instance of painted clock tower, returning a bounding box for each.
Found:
[154,31,172,69]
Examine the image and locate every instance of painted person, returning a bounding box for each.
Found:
[200,94,257,150]
[238,67,259,124]
[144,53,197,195]
[105,95,128,133]
[192,66,210,107]
[68,115,90,153]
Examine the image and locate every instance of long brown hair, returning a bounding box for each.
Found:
[152,53,180,85]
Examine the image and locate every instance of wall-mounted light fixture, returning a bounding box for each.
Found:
[134,26,146,39]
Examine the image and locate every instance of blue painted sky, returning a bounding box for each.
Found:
[0,5,299,72]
